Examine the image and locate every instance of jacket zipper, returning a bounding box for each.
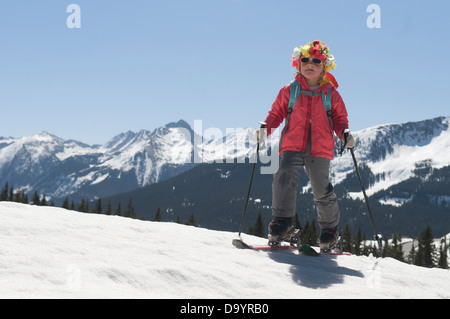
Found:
[301,96,312,152]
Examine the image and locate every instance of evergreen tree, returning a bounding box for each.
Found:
[78,198,86,212]
[185,213,197,227]
[41,194,47,206]
[105,201,112,215]
[382,235,389,258]
[300,221,309,245]
[9,185,14,201]
[391,233,404,262]
[361,235,370,256]
[407,240,416,264]
[154,207,162,221]
[342,224,352,253]
[61,196,69,209]
[354,228,363,255]
[129,201,136,219]
[32,191,41,205]
[300,221,310,244]
[248,210,265,238]
[300,220,318,246]
[124,198,136,219]
[115,202,122,216]
[13,188,21,202]
[14,189,28,204]
[0,182,8,201]
[92,198,102,214]
[437,238,449,269]
[415,226,435,268]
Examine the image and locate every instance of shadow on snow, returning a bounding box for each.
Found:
[268,251,364,289]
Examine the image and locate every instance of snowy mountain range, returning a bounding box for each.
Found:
[0,116,449,207]
[331,116,450,202]
[0,120,255,202]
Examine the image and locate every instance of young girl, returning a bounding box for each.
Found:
[260,40,355,250]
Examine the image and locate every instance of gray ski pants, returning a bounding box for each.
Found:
[272,150,340,230]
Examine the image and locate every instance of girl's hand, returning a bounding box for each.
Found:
[341,130,356,149]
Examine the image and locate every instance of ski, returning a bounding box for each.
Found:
[232,238,351,256]
[232,239,296,251]
[320,250,352,256]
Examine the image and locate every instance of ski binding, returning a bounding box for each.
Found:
[232,231,351,256]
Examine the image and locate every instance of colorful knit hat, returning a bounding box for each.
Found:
[291,40,336,72]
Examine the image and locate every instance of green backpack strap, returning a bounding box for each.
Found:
[322,88,333,132]
[279,80,300,150]
[289,79,301,112]
[322,87,343,154]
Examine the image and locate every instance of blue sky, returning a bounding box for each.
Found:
[0,0,449,144]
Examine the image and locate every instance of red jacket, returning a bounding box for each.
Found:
[264,74,349,160]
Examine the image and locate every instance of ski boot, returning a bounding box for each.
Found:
[319,227,340,253]
[268,217,296,246]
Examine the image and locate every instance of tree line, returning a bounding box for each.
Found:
[1,181,198,226]
[248,210,449,270]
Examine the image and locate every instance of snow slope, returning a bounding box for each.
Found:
[1,202,449,299]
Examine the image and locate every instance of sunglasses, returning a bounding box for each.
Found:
[301,57,322,64]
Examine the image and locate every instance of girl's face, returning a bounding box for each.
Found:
[300,57,324,83]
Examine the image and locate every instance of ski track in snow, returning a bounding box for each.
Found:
[0,202,449,299]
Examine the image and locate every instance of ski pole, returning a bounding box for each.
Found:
[349,148,383,252]
[237,123,266,238]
